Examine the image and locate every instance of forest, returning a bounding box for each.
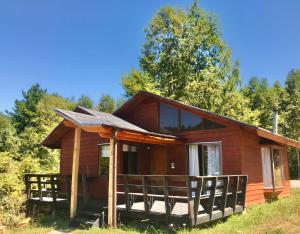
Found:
[0,1,299,227]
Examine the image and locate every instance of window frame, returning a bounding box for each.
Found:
[98,143,110,176]
[188,141,223,176]
[122,143,138,175]
[158,103,226,134]
[261,146,285,189]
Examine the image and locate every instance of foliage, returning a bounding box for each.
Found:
[9,84,46,133]
[243,77,286,131]
[77,95,94,109]
[0,152,26,227]
[282,70,300,179]
[18,94,76,170]
[97,95,116,113]
[0,113,19,157]
[122,1,258,124]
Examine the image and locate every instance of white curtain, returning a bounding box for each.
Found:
[261,147,272,187]
[207,144,221,176]
[189,144,199,176]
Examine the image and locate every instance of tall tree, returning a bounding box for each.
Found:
[282,70,300,178]
[0,113,19,157]
[122,1,257,123]
[19,94,76,170]
[77,95,94,109]
[9,84,46,133]
[243,77,285,130]
[97,95,116,113]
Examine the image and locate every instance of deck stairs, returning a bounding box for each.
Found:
[71,209,105,228]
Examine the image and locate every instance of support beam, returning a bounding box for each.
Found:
[108,131,118,228]
[70,127,81,219]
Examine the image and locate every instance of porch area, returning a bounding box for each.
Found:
[24,173,247,227]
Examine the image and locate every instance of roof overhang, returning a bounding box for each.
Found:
[256,128,300,149]
[42,108,182,149]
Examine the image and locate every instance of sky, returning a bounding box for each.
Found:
[0,0,300,112]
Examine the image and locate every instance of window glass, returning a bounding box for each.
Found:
[204,119,226,130]
[160,103,179,133]
[189,143,222,177]
[181,110,203,131]
[99,144,109,175]
[122,144,138,174]
[272,149,284,187]
[181,110,225,132]
[261,147,284,188]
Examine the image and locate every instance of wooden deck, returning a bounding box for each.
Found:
[24,173,247,227]
[116,175,247,226]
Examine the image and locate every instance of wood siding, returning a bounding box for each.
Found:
[240,129,265,206]
[58,97,292,204]
[240,128,291,206]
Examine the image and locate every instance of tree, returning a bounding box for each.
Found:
[0,113,19,157]
[122,1,258,123]
[97,95,116,113]
[19,94,76,170]
[77,95,94,109]
[9,84,46,133]
[243,77,286,130]
[282,70,300,179]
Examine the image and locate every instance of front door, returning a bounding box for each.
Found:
[151,146,167,175]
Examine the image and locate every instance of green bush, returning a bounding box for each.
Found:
[0,152,26,227]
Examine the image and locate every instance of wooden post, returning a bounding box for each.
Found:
[70,127,81,219]
[108,131,118,228]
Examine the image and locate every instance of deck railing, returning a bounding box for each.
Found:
[116,175,247,226]
[24,173,72,203]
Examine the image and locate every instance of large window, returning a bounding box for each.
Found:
[160,103,179,134]
[181,110,225,131]
[159,103,226,134]
[189,143,222,176]
[98,144,110,175]
[122,144,138,174]
[181,110,203,131]
[261,147,284,188]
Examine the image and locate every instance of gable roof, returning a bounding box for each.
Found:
[42,106,178,149]
[114,91,300,149]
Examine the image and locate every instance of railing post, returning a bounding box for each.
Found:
[50,175,57,203]
[240,176,248,209]
[142,176,149,214]
[25,174,30,199]
[37,175,42,201]
[163,176,170,219]
[123,175,130,212]
[231,176,239,213]
[221,176,229,217]
[208,177,217,220]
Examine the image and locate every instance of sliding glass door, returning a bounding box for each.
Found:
[189,142,222,176]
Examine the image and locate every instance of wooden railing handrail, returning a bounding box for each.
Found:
[116,174,248,226]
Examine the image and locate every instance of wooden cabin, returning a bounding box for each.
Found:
[26,91,300,228]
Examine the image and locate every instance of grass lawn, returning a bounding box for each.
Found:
[8,189,300,234]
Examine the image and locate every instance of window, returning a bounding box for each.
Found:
[181,110,203,131]
[159,103,226,134]
[189,143,222,176]
[272,149,284,187]
[98,144,110,175]
[181,110,225,131]
[122,144,138,174]
[261,147,284,188]
[160,103,179,134]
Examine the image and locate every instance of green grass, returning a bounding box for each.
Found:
[9,189,300,234]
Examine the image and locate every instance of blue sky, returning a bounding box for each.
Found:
[0,0,300,112]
